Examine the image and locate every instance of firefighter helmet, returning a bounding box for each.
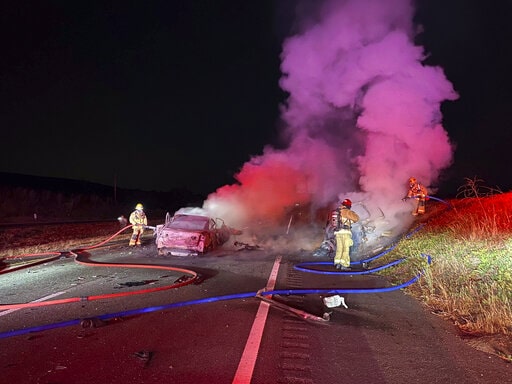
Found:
[135,203,144,210]
[341,199,352,209]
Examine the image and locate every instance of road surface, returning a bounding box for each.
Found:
[0,239,510,383]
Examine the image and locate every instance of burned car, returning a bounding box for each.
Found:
[155,212,233,256]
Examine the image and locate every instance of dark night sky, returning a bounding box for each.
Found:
[416,0,512,195]
[1,0,511,196]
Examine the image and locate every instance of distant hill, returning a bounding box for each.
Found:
[0,172,206,223]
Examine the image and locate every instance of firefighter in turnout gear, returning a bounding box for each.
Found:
[129,203,147,246]
[403,177,428,216]
[333,199,359,270]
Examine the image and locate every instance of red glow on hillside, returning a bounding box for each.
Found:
[429,193,512,235]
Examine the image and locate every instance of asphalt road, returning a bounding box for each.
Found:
[0,239,511,384]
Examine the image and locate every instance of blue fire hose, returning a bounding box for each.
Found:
[0,203,441,339]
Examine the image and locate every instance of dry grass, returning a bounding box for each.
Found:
[382,188,512,361]
[0,222,130,258]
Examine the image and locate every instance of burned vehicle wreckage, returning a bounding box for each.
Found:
[155,212,237,256]
[154,199,394,258]
[281,201,396,260]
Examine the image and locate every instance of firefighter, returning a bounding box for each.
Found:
[333,199,359,270]
[129,203,147,247]
[403,177,428,215]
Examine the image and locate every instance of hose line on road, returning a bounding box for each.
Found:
[0,260,428,339]
[0,201,443,338]
[0,225,199,311]
[0,260,198,311]
[294,257,406,275]
[0,253,432,339]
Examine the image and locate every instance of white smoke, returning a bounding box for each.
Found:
[202,0,457,251]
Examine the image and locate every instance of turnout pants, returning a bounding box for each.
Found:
[334,228,353,267]
[129,225,145,246]
[414,197,426,215]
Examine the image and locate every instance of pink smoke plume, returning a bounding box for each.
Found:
[204,0,457,231]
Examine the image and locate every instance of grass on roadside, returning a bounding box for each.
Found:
[382,190,512,338]
[0,222,131,258]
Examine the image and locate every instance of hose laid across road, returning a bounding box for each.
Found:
[0,198,447,339]
[0,258,429,339]
[0,225,199,310]
[0,241,430,339]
